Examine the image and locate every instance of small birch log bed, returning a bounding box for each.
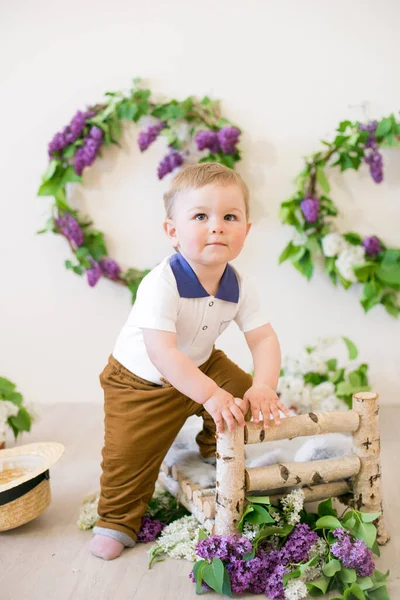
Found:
[158,392,389,546]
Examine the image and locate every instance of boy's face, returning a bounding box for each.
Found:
[164,183,251,267]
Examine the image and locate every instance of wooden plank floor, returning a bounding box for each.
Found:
[0,403,399,600]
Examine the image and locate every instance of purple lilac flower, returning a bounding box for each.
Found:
[217,127,240,154]
[359,121,384,183]
[157,151,183,179]
[195,130,220,153]
[86,260,102,287]
[300,196,320,223]
[331,528,375,577]
[196,534,252,561]
[363,235,382,257]
[365,148,384,183]
[359,121,378,149]
[264,564,287,599]
[227,548,282,595]
[99,257,121,280]
[280,523,319,565]
[73,126,104,176]
[138,121,166,152]
[48,109,96,159]
[137,516,165,543]
[55,213,84,247]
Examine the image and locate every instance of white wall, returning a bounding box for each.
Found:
[1,0,399,408]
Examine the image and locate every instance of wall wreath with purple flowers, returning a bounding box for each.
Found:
[279,115,400,318]
[37,79,243,302]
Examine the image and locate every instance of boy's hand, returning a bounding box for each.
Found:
[243,383,290,428]
[203,388,247,433]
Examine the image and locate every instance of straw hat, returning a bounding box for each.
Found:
[0,442,64,532]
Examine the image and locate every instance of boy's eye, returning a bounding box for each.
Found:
[194,213,207,221]
[224,214,237,221]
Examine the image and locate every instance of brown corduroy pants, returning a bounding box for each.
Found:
[95,347,252,542]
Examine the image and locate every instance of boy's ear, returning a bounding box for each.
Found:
[163,219,179,248]
[245,221,252,237]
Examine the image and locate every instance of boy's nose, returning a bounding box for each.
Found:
[210,219,225,233]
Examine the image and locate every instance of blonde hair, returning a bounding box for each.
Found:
[163,162,250,220]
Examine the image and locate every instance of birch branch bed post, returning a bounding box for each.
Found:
[352,392,390,544]
[214,391,389,545]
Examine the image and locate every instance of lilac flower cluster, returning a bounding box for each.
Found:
[74,126,105,176]
[86,260,102,287]
[138,121,166,151]
[363,235,382,257]
[300,196,320,223]
[137,516,165,543]
[359,121,384,183]
[331,528,375,577]
[281,523,318,564]
[359,121,378,149]
[157,150,183,179]
[365,149,384,183]
[55,213,84,247]
[99,257,121,280]
[193,525,318,599]
[48,109,95,159]
[195,127,240,155]
[85,257,122,287]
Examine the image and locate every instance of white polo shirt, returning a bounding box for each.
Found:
[112,252,269,385]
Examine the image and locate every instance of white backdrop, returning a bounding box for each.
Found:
[1,0,399,409]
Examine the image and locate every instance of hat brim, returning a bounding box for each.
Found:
[0,442,65,493]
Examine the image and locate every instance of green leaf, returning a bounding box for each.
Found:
[317,497,337,518]
[371,539,381,557]
[193,560,205,594]
[375,117,393,138]
[339,567,357,583]
[41,159,59,183]
[316,166,330,193]
[360,511,381,523]
[306,576,329,595]
[336,272,353,290]
[338,120,352,132]
[37,168,63,197]
[1,391,23,406]
[60,166,82,185]
[222,568,233,597]
[322,558,341,577]
[367,587,390,600]
[326,358,338,371]
[293,249,314,280]
[343,583,365,600]
[0,377,16,394]
[381,293,400,318]
[282,568,301,584]
[376,263,400,286]
[279,241,298,264]
[343,232,363,246]
[216,153,235,169]
[117,101,138,121]
[9,407,32,436]
[245,496,270,504]
[342,337,358,360]
[353,521,376,548]
[357,576,373,590]
[197,528,209,541]
[315,515,342,529]
[201,558,225,595]
[245,504,275,525]
[349,372,361,388]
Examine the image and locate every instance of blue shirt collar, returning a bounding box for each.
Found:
[169,253,239,303]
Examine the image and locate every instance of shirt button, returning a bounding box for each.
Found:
[209,301,214,307]
[202,325,208,330]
